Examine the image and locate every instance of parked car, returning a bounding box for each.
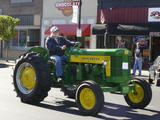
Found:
[149,56,160,86]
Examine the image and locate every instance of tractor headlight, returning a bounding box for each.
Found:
[103,61,107,66]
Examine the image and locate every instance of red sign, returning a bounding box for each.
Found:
[55,0,80,16]
[55,1,80,10]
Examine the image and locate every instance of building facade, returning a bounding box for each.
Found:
[42,0,98,49]
[94,0,160,68]
[0,0,43,59]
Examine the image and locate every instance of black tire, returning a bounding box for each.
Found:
[61,85,77,99]
[148,74,153,84]
[124,78,152,109]
[76,80,104,115]
[154,70,160,86]
[155,79,160,86]
[13,52,51,104]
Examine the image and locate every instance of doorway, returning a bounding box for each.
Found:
[151,37,160,61]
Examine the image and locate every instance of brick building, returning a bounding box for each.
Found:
[0,0,42,59]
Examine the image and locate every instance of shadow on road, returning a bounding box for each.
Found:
[24,97,160,120]
[38,98,81,115]
[99,102,160,120]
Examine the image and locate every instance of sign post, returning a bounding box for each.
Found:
[77,0,82,40]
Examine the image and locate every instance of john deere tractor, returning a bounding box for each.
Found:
[13,42,152,115]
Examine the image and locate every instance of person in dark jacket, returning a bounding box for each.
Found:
[46,26,75,83]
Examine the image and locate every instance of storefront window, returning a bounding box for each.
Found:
[19,30,27,48]
[11,0,32,4]
[114,36,132,50]
[11,32,18,47]
[28,29,40,46]
[6,29,40,50]
[151,37,160,61]
[96,35,105,48]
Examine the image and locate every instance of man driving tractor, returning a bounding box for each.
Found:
[46,26,75,83]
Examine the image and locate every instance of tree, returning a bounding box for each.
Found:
[0,15,19,60]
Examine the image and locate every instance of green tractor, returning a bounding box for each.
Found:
[13,42,152,115]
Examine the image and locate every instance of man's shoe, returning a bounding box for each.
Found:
[131,73,135,75]
[57,77,63,83]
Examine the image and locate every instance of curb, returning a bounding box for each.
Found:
[0,60,15,66]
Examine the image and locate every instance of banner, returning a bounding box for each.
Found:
[72,5,79,23]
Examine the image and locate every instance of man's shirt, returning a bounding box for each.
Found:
[46,36,74,56]
[135,47,143,58]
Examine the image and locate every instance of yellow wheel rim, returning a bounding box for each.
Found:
[80,88,96,110]
[21,66,36,90]
[128,83,144,103]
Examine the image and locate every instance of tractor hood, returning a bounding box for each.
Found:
[70,48,131,56]
[68,48,131,65]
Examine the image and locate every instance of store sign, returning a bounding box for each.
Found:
[133,36,148,47]
[55,0,80,16]
[148,8,160,22]
[149,32,160,37]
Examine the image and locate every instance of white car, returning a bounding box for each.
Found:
[149,56,160,86]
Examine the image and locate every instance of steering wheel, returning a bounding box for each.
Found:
[65,41,81,56]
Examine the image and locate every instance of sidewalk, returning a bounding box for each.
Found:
[131,69,149,77]
[0,58,16,66]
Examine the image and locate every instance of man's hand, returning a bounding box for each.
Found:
[61,45,66,50]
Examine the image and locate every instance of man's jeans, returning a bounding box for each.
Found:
[50,55,67,77]
[132,57,142,75]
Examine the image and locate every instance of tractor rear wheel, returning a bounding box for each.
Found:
[124,78,152,109]
[13,52,51,104]
[76,80,104,115]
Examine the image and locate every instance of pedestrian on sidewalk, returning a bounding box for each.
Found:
[132,42,143,76]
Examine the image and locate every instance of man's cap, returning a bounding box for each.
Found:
[50,26,59,33]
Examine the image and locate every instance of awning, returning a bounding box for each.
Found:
[92,23,160,35]
[92,24,107,35]
[109,23,149,35]
[45,24,91,36]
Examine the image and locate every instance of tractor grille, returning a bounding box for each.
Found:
[111,56,122,76]
[128,56,131,75]
[111,56,131,76]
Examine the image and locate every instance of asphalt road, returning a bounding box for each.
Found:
[0,65,160,120]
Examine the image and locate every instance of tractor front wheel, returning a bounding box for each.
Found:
[76,80,104,115]
[124,78,152,109]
